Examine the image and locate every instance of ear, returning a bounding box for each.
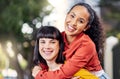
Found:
[84,25,90,31]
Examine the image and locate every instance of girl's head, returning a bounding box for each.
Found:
[68,3,95,26]
[65,3,95,36]
[65,3,105,64]
[33,26,65,65]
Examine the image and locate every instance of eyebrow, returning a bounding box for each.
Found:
[79,18,85,22]
[71,12,86,22]
[71,12,76,16]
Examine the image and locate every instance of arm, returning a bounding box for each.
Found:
[35,42,95,79]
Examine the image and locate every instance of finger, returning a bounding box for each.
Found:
[34,66,41,69]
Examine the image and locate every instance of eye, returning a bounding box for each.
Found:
[50,39,58,44]
[79,18,85,23]
[79,20,84,23]
[39,41,45,44]
[51,41,56,44]
[70,14,74,18]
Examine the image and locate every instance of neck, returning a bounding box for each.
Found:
[46,61,62,71]
[66,35,76,44]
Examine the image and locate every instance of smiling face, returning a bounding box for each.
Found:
[39,38,60,62]
[65,5,90,38]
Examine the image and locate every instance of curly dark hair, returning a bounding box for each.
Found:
[68,3,105,63]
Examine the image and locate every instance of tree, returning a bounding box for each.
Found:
[0,0,51,79]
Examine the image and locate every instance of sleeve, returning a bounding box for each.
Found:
[35,42,95,79]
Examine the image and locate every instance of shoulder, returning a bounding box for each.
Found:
[77,33,95,47]
[77,33,96,53]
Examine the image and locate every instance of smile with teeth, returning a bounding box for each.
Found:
[67,25,75,32]
[43,50,53,55]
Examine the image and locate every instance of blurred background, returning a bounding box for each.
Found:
[0,0,120,79]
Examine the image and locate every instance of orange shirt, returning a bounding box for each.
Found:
[35,32,102,79]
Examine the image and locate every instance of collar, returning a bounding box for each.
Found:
[62,31,84,49]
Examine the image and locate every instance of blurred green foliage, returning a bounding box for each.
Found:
[0,0,50,41]
[100,0,120,38]
[0,0,51,79]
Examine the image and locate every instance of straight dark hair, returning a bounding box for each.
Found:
[33,26,65,66]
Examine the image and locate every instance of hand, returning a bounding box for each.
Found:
[71,76,80,79]
[32,66,41,77]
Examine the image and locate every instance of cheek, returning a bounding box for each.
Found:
[77,23,87,29]
[54,48,60,57]
[39,45,42,52]
[76,26,85,33]
[65,16,71,22]
[55,44,60,52]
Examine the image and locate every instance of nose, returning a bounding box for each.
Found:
[44,42,51,49]
[71,18,77,26]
